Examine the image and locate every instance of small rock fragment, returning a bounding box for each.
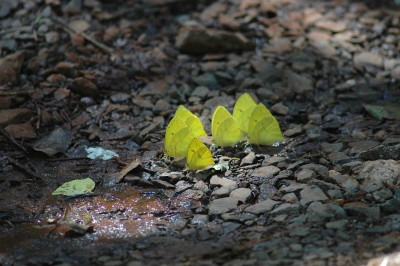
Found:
[241,152,255,166]
[300,186,329,206]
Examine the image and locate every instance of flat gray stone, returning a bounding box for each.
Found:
[300,186,329,206]
[208,197,239,215]
[229,188,252,203]
[245,199,280,214]
[296,169,316,183]
[251,165,280,177]
[210,175,237,189]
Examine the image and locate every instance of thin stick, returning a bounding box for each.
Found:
[51,16,115,56]
[4,155,45,182]
[0,128,28,153]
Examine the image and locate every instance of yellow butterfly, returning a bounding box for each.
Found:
[212,106,245,147]
[233,93,257,134]
[164,116,195,158]
[248,103,284,145]
[175,105,207,138]
[187,138,215,170]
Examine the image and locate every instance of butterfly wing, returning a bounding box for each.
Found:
[175,105,207,138]
[165,116,195,157]
[233,93,257,134]
[187,138,215,170]
[248,103,284,145]
[212,106,244,147]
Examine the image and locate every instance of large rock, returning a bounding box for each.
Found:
[357,160,400,187]
[0,52,24,85]
[176,27,255,54]
[353,51,383,68]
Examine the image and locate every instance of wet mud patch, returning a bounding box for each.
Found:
[0,183,200,263]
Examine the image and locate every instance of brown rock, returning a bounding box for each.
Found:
[47,73,66,84]
[0,52,24,85]
[55,61,75,76]
[270,102,289,115]
[0,108,33,126]
[54,88,70,100]
[315,20,346,32]
[139,79,168,96]
[71,77,99,97]
[175,27,255,54]
[4,122,36,139]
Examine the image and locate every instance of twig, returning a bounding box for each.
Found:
[4,155,45,182]
[0,128,28,153]
[51,16,115,56]
[46,156,87,161]
[0,90,36,96]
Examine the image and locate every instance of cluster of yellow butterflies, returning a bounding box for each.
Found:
[164,93,284,171]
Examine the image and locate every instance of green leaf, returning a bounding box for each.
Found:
[52,178,95,197]
[211,162,230,172]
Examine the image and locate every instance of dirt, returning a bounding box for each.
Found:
[1,0,400,265]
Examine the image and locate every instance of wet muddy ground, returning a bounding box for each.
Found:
[1,0,400,265]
